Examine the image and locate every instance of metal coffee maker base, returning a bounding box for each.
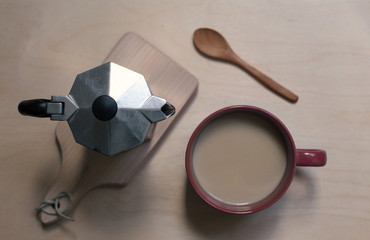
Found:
[18,62,175,156]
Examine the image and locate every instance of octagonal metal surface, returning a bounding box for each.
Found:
[67,62,154,156]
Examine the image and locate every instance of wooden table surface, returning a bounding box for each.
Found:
[1,0,369,239]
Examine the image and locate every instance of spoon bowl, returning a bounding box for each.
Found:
[193,28,298,103]
[193,28,232,59]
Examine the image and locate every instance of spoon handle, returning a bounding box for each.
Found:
[232,55,298,103]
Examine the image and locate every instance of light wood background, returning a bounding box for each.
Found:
[1,0,369,239]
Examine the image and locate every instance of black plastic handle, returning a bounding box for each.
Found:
[18,99,51,118]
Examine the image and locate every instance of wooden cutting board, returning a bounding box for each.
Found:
[37,32,198,225]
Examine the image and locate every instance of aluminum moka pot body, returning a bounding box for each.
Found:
[18,62,175,156]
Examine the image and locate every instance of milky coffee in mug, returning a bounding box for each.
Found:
[186,106,326,214]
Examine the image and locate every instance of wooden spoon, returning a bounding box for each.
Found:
[193,28,298,103]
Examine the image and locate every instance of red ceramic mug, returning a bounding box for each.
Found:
[185,105,326,214]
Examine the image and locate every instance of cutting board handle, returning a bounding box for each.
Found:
[36,122,90,225]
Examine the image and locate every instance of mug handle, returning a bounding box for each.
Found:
[296,149,326,166]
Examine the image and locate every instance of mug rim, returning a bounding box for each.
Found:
[185,105,297,214]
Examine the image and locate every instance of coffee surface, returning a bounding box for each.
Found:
[192,113,287,204]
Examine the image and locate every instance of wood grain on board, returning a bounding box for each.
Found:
[39,32,198,225]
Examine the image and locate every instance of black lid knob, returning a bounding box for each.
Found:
[92,95,118,121]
